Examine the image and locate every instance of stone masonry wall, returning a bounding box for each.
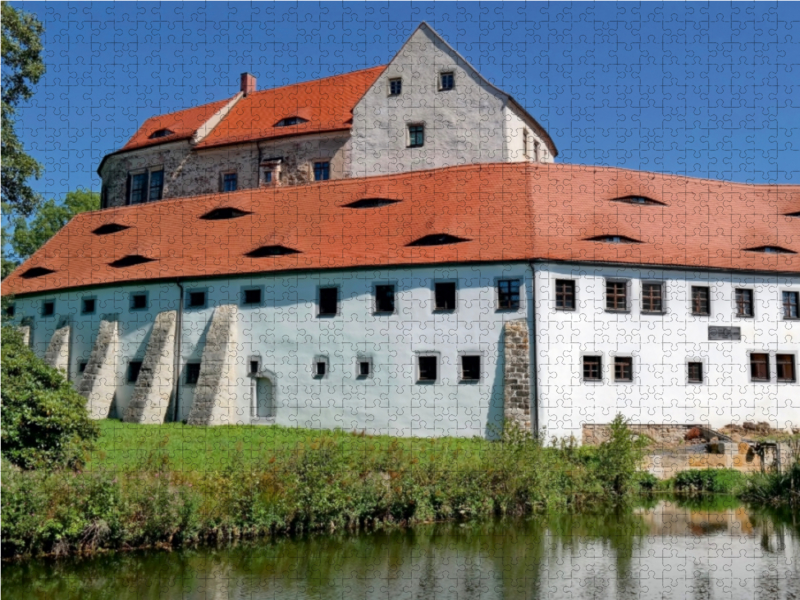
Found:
[44,324,70,373]
[503,319,531,432]
[78,318,120,419]
[123,311,177,424]
[583,424,701,447]
[187,305,239,426]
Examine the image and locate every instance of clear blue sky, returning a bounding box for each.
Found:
[9,1,800,205]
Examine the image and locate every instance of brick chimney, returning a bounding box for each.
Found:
[240,72,256,96]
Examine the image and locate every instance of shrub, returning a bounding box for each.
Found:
[1,326,99,469]
[593,414,649,496]
[673,469,746,494]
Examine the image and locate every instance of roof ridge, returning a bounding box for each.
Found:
[243,64,386,97]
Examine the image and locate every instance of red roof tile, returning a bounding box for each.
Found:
[4,164,799,297]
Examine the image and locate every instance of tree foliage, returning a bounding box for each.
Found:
[1,4,46,217]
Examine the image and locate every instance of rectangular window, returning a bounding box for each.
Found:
[777,355,796,383]
[131,293,148,311]
[242,288,262,306]
[315,359,327,378]
[130,172,147,204]
[735,289,754,317]
[461,355,481,382]
[750,353,770,381]
[641,283,664,313]
[250,360,260,375]
[418,356,438,382]
[127,360,143,384]
[688,362,703,383]
[42,301,55,317]
[264,170,273,185]
[185,362,201,385]
[555,280,576,310]
[358,360,371,378]
[148,169,164,201]
[583,356,602,381]
[389,78,402,95]
[783,291,799,319]
[318,287,338,316]
[614,357,633,382]
[78,361,88,374]
[81,298,96,315]
[375,284,395,313]
[497,279,521,310]
[313,161,330,181]
[439,72,454,91]
[606,281,628,311]
[434,282,456,311]
[187,291,207,308]
[691,286,710,315]
[222,172,238,192]
[408,124,424,148]
[5,304,15,317]
[523,130,529,159]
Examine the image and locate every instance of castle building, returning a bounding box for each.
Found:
[3,24,798,442]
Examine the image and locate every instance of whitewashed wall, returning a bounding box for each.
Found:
[533,263,800,442]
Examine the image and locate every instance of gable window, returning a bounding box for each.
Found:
[313,161,330,181]
[439,72,454,91]
[735,288,754,318]
[127,360,143,384]
[375,284,395,314]
[42,300,55,317]
[128,169,163,204]
[318,287,338,316]
[783,291,799,319]
[641,282,664,313]
[434,282,457,311]
[242,287,262,306]
[614,357,633,382]
[185,362,201,385]
[418,355,438,382]
[130,293,148,311]
[777,355,796,383]
[583,356,602,381]
[497,279,521,310]
[688,362,703,384]
[750,353,770,381]
[408,124,425,148]
[555,280,576,310]
[605,281,628,312]
[187,290,207,309]
[691,286,710,316]
[81,298,96,315]
[222,172,238,193]
[389,78,402,96]
[460,355,481,382]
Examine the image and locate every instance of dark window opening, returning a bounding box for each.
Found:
[5,304,15,317]
[200,207,251,220]
[358,361,371,377]
[313,162,330,181]
[93,223,130,235]
[131,294,148,310]
[407,234,470,247]
[408,124,424,148]
[461,355,481,381]
[130,173,147,204]
[782,291,799,319]
[109,255,155,268]
[691,286,710,315]
[435,282,457,311]
[439,72,454,91]
[583,356,602,381]
[319,287,338,316]
[418,356,437,382]
[315,361,327,377]
[642,283,663,313]
[78,361,88,373]
[587,235,642,244]
[611,196,666,206]
[185,363,201,385]
[222,173,238,193]
[688,362,703,383]
[497,279,521,310]
[275,116,308,127]
[744,246,796,255]
[250,360,260,374]
[750,354,770,381]
[777,355,796,382]
[148,170,164,201]
[735,289,754,318]
[606,281,627,311]
[343,198,401,209]
[614,357,633,382]
[20,267,55,279]
[246,245,301,258]
[149,128,174,139]
[375,285,395,313]
[264,170,274,184]
[127,361,143,384]
[187,291,206,308]
[555,280,576,310]
[82,298,96,314]
[243,288,262,305]
[389,78,402,95]
[42,301,55,317]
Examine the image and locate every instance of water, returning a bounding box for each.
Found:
[4,499,799,599]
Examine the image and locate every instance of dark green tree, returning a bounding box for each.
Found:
[2,4,46,218]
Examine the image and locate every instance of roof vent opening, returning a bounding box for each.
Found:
[275,116,308,127]
[149,128,174,139]
[744,246,797,255]
[93,223,131,235]
[200,207,252,220]
[246,245,301,258]
[20,266,56,279]
[343,198,401,209]
[586,235,642,244]
[611,196,666,206]
[406,234,471,247]
[109,255,156,268]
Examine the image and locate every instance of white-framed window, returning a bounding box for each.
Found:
[407,123,425,148]
[439,71,454,91]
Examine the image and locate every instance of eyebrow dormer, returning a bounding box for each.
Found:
[407,234,470,247]
[275,116,308,127]
[611,196,666,206]
[246,245,301,257]
[586,235,642,244]
[744,246,797,255]
[109,255,156,268]
[149,128,174,139]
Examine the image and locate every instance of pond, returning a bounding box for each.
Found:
[4,498,799,599]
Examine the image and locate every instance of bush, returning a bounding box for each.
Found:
[673,469,746,494]
[593,414,649,496]
[1,326,99,469]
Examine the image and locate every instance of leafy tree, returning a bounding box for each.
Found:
[2,4,46,217]
[1,327,99,470]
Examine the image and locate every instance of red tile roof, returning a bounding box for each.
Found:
[4,164,799,297]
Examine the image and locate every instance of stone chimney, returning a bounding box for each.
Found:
[240,72,256,96]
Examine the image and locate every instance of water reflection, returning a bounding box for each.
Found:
[4,500,799,600]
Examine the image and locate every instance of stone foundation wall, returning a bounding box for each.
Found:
[78,318,120,419]
[44,324,70,373]
[503,319,531,432]
[583,424,702,447]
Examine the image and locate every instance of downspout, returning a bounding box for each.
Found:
[528,261,539,437]
[172,280,184,422]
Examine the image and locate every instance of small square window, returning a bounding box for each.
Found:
[127,360,143,384]
[783,291,799,319]
[461,355,481,382]
[82,298,96,315]
[389,78,402,95]
[735,289,754,318]
[497,279,521,310]
[185,362,201,385]
[434,282,456,311]
[691,286,710,316]
[439,72,454,91]
[606,281,627,311]
[614,357,633,382]
[750,353,770,382]
[131,293,148,311]
[242,288,262,306]
[187,291,206,309]
[358,360,371,378]
[555,280,575,310]
[777,355,796,383]
[42,301,55,317]
[408,124,424,148]
[315,360,327,378]
[222,172,238,192]
[318,287,338,316]
[418,356,438,382]
[5,304,15,317]
[250,360,260,375]
[583,356,602,381]
[642,283,664,313]
[688,362,703,383]
[375,284,395,313]
[313,161,330,181]
[78,361,88,373]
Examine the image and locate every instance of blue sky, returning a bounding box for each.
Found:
[9,1,800,205]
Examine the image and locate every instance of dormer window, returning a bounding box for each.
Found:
[149,128,174,139]
[275,116,308,127]
[20,267,56,279]
[407,234,470,247]
[200,207,251,220]
[611,196,666,206]
[343,198,401,209]
[744,246,797,255]
[586,235,642,244]
[246,245,301,258]
[93,223,130,235]
[109,255,156,268]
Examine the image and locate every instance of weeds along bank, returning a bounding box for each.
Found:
[2,418,649,560]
